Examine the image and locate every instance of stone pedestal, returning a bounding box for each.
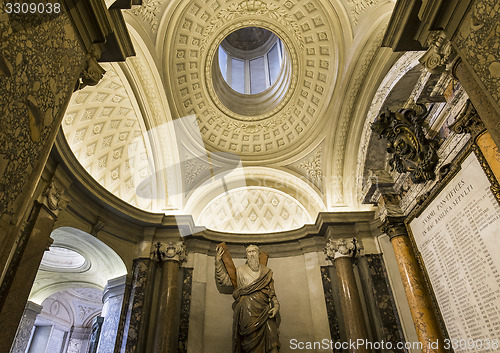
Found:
[96,275,127,353]
[325,238,370,353]
[9,301,43,353]
[153,241,187,353]
[382,218,447,353]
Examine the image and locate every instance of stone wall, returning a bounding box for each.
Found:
[0,1,85,246]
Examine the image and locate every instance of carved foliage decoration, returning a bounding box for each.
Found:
[371,105,439,184]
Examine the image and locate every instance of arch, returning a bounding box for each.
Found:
[184,166,326,226]
[354,51,424,203]
[29,227,127,304]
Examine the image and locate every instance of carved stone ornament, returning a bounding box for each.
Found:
[324,238,361,260]
[42,181,70,212]
[419,31,456,74]
[371,105,440,184]
[151,241,187,263]
[75,48,106,91]
[380,216,408,240]
[450,99,485,138]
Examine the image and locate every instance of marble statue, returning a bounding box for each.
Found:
[215,244,280,353]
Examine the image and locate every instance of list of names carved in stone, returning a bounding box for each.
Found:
[410,153,500,353]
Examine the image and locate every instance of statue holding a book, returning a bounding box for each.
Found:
[215,243,281,353]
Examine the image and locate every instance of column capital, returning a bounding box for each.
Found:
[450,98,486,138]
[380,217,408,240]
[151,241,187,263]
[419,30,456,74]
[41,180,70,215]
[324,238,361,261]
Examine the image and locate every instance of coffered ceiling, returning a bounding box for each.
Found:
[62,0,399,233]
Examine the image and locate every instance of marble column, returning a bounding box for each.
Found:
[382,217,447,353]
[356,255,386,345]
[452,58,500,149]
[154,241,187,353]
[88,317,104,353]
[121,258,155,353]
[96,276,127,353]
[325,238,371,353]
[9,301,43,353]
[451,99,500,184]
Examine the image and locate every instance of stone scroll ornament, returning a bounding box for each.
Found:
[371,105,440,184]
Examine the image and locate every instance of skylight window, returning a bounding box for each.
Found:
[217,27,285,95]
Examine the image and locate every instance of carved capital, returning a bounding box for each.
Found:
[419,31,456,74]
[42,181,70,214]
[371,105,440,184]
[151,241,187,263]
[450,99,485,138]
[75,48,106,91]
[324,238,361,260]
[380,217,408,240]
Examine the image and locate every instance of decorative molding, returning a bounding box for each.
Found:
[129,0,162,31]
[287,144,324,191]
[346,0,380,25]
[333,24,387,204]
[371,105,440,184]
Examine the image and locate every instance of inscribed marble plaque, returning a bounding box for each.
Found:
[410,153,500,352]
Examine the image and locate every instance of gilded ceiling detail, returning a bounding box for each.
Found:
[167,0,337,156]
[62,65,154,211]
[198,187,310,233]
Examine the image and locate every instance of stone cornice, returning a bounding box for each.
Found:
[63,0,137,61]
[382,0,425,51]
[382,0,474,52]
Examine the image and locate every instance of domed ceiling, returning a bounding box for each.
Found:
[62,0,397,233]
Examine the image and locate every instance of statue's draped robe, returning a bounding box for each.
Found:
[216,263,280,353]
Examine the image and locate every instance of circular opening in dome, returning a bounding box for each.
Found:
[218,27,285,95]
[211,26,292,117]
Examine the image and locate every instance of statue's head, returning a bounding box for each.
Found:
[246,244,260,271]
[246,244,260,256]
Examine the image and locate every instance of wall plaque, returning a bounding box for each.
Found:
[409,153,500,352]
